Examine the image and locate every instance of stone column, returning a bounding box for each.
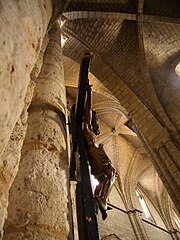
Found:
[0,0,70,158]
[169,230,180,240]
[155,139,180,212]
[0,0,53,157]
[133,122,180,213]
[0,114,28,240]
[70,181,79,240]
[3,22,71,240]
[0,35,50,240]
[128,209,149,240]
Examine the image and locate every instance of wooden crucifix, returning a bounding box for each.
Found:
[70,52,99,240]
[70,52,117,240]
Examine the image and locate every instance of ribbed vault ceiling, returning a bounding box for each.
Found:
[65,57,166,211]
[62,0,180,212]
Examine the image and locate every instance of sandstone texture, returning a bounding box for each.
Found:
[3,22,71,240]
[0,0,53,157]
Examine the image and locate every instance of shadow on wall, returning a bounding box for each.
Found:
[101,234,121,240]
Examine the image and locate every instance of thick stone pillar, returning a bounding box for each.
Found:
[0,0,70,158]
[0,35,50,239]
[3,22,71,240]
[128,209,149,240]
[0,0,54,157]
[0,114,28,240]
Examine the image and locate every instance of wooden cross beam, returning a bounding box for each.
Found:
[71,53,99,240]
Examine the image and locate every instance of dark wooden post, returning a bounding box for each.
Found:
[74,53,99,240]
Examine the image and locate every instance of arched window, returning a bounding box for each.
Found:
[175,62,180,76]
[61,34,69,47]
[60,19,69,47]
[136,189,155,223]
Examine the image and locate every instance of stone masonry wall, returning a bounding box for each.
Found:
[143,221,172,240]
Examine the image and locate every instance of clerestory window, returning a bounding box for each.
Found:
[61,34,69,47]
[175,62,180,76]
[136,189,155,223]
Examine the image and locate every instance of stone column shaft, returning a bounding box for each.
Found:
[0,35,50,239]
[169,230,180,240]
[0,115,27,240]
[0,0,53,157]
[70,181,79,240]
[133,122,180,213]
[3,22,71,240]
[128,210,149,240]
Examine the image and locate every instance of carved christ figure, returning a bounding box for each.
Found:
[83,83,117,220]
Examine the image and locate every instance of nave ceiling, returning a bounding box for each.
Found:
[61,0,180,221]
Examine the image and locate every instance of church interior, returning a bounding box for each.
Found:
[0,1,179,239]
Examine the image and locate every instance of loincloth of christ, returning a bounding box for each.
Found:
[86,144,116,180]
